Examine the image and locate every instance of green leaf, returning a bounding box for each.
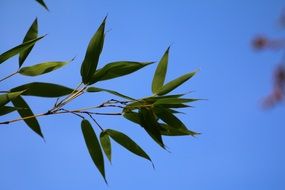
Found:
[11,96,43,138]
[0,91,25,107]
[11,82,74,98]
[35,0,49,11]
[0,36,44,64]
[19,18,38,67]
[153,97,199,106]
[106,129,152,163]
[81,119,106,182]
[159,124,199,136]
[123,111,141,125]
[100,131,112,162]
[156,71,196,95]
[139,108,164,148]
[81,17,106,84]
[87,87,135,101]
[153,106,187,130]
[19,60,70,76]
[152,47,169,94]
[0,106,23,116]
[90,61,154,84]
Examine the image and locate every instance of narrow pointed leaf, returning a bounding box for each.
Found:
[100,131,112,162]
[19,60,70,76]
[156,71,196,95]
[81,18,106,84]
[152,47,169,93]
[0,106,24,116]
[81,120,106,182]
[153,98,199,105]
[11,96,43,138]
[87,87,135,100]
[139,108,164,148]
[106,129,152,162]
[0,91,25,107]
[11,82,74,98]
[159,124,199,136]
[35,0,49,11]
[19,18,38,67]
[0,36,44,64]
[90,61,154,84]
[153,106,187,130]
[123,111,141,125]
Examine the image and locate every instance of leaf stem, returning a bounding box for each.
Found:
[0,70,19,83]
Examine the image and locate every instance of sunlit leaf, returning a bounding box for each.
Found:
[11,96,43,138]
[156,71,196,95]
[159,124,199,136]
[19,18,38,67]
[153,97,199,106]
[19,60,70,76]
[106,129,152,163]
[35,0,49,11]
[11,82,74,98]
[139,108,164,148]
[81,119,106,182]
[0,91,25,107]
[100,131,112,162]
[90,61,154,84]
[81,17,106,84]
[0,36,44,64]
[0,106,23,116]
[152,47,169,94]
[87,87,135,100]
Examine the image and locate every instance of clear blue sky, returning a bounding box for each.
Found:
[1,0,285,189]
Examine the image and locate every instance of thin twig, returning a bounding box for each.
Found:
[0,70,19,83]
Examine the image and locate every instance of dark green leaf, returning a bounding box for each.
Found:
[153,106,187,130]
[153,97,199,106]
[139,108,164,148]
[35,0,49,11]
[0,91,25,107]
[0,36,44,64]
[90,61,154,84]
[100,131,112,162]
[11,82,74,98]
[87,87,135,101]
[123,111,141,125]
[156,71,196,95]
[11,96,43,138]
[106,129,152,163]
[19,60,70,76]
[159,124,199,136]
[0,106,23,116]
[19,18,38,67]
[81,119,106,182]
[81,17,106,84]
[152,47,169,94]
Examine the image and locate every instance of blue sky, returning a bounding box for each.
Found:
[1,0,285,189]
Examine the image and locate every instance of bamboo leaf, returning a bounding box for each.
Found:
[159,124,199,136]
[87,87,135,101]
[0,106,23,116]
[100,131,112,162]
[11,96,43,138]
[0,36,44,64]
[106,129,152,163]
[81,120,106,183]
[90,61,154,84]
[0,91,25,107]
[11,82,74,98]
[153,97,199,105]
[123,111,141,125]
[156,71,196,95]
[19,60,70,76]
[139,108,164,148]
[19,18,38,67]
[35,0,49,11]
[152,47,169,94]
[81,17,106,84]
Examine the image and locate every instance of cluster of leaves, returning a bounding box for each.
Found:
[0,0,199,183]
